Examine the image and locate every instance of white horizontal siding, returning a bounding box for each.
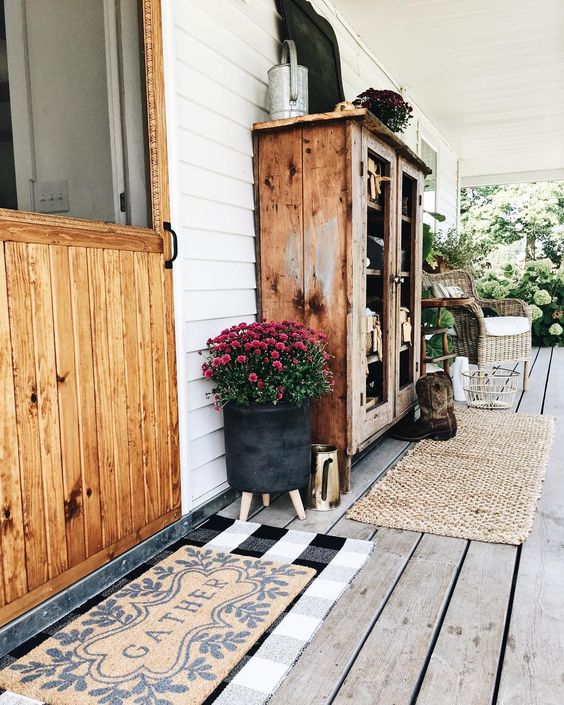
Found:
[164,0,460,511]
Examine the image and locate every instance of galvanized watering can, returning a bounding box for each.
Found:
[307,445,340,511]
[267,40,308,120]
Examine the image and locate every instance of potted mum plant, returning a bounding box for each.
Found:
[202,320,333,503]
[353,88,413,133]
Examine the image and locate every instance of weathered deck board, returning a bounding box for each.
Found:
[332,534,467,705]
[416,541,516,705]
[269,528,421,705]
[414,345,550,705]
[497,347,564,705]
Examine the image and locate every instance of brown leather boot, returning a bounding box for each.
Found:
[391,372,457,442]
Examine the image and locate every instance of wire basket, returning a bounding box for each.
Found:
[462,368,520,410]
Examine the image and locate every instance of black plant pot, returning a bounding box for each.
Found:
[223,402,312,494]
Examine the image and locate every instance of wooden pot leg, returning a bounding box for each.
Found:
[523,360,530,390]
[239,492,253,521]
[262,493,270,507]
[288,489,306,520]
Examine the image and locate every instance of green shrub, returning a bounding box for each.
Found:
[477,260,564,346]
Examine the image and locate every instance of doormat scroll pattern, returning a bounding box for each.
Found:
[0,517,373,705]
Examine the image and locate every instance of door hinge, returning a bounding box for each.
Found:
[360,392,364,406]
[360,161,365,177]
[119,192,127,213]
[418,194,422,206]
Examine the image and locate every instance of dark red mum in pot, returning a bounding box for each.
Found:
[202,320,333,408]
[353,88,414,133]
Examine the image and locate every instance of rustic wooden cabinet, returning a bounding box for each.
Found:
[253,109,430,491]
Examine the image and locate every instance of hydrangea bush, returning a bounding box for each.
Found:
[202,321,334,407]
[353,89,413,133]
[478,259,564,346]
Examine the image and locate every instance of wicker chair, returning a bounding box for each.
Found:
[421,269,532,390]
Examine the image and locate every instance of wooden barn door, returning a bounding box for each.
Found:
[0,0,180,627]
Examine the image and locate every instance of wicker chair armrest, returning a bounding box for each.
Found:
[455,300,487,336]
[477,297,531,322]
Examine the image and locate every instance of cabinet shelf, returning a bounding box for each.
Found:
[399,271,410,278]
[365,397,381,411]
[400,343,410,352]
[401,214,412,223]
[366,353,382,364]
[366,268,383,277]
[367,200,383,213]
[425,353,457,363]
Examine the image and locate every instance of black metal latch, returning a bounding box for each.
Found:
[163,221,178,270]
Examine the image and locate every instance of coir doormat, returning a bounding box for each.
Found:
[0,516,373,705]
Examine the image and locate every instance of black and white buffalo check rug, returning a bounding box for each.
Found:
[0,515,373,705]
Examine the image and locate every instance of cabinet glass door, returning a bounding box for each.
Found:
[362,134,396,433]
[395,158,423,415]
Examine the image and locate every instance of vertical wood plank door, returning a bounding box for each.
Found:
[0,0,180,627]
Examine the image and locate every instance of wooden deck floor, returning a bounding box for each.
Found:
[220,346,563,705]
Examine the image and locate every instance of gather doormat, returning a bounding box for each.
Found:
[348,409,554,545]
[0,516,373,705]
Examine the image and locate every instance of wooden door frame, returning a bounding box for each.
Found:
[0,0,171,256]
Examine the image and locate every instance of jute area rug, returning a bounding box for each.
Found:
[0,517,373,705]
[348,409,554,545]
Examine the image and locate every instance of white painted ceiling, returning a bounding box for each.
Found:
[331,0,564,183]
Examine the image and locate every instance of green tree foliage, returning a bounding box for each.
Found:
[460,182,564,265]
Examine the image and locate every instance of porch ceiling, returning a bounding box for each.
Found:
[331,0,564,185]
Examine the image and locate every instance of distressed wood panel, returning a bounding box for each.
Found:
[5,242,49,591]
[28,244,68,579]
[255,127,304,321]
[105,249,133,540]
[68,247,103,557]
[135,253,160,524]
[120,251,146,532]
[0,242,180,627]
[87,248,120,548]
[0,245,27,604]
[50,246,87,568]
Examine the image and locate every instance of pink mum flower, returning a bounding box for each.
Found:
[248,372,258,382]
[272,360,283,371]
[236,355,247,363]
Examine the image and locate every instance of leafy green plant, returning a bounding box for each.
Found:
[433,226,487,274]
[478,259,564,346]
[422,211,446,267]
